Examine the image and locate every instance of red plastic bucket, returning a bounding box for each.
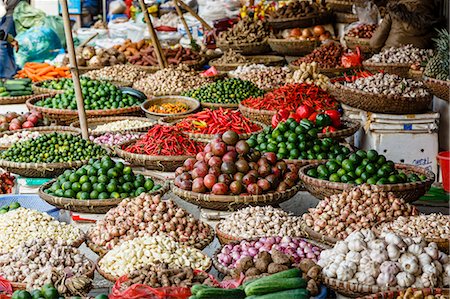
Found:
[437,151,450,192]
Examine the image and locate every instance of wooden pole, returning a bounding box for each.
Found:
[59,0,89,140]
[174,0,194,42]
[138,0,167,69]
[177,0,213,31]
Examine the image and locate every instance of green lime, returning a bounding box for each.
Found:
[341,147,351,156]
[247,138,257,148]
[55,189,64,197]
[367,149,379,162]
[62,181,72,191]
[365,163,376,175]
[337,168,346,177]
[329,173,340,182]
[355,178,364,185]
[79,192,89,200]
[355,165,365,177]
[342,159,355,172]
[42,287,59,299]
[135,187,146,196]
[31,289,42,299]
[98,175,108,184]
[381,163,395,174]
[81,182,92,192]
[388,175,399,184]
[356,149,367,158]
[75,167,87,176]
[346,171,356,179]
[106,183,117,193]
[69,173,80,183]
[87,166,97,176]
[64,189,76,198]
[115,161,124,171]
[335,154,345,165]
[63,170,72,179]
[144,179,154,191]
[348,153,362,164]
[89,176,98,184]
[367,177,377,184]
[278,123,287,133]
[0,209,8,214]
[376,155,387,165]
[360,172,369,182]
[122,182,133,193]
[317,165,329,177]
[398,172,408,182]
[361,158,370,167]
[95,182,107,193]
[90,190,99,199]
[340,174,350,183]
[286,142,295,151]
[71,182,81,193]
[110,192,121,199]
[98,192,109,200]
[79,175,89,184]
[288,148,300,159]
[9,202,20,210]
[418,174,427,181]
[123,174,134,182]
[12,290,32,299]
[95,295,109,299]
[306,168,318,178]
[377,178,388,185]
[107,168,119,178]
[325,161,340,173]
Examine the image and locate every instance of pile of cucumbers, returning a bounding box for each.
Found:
[190,269,309,299]
[12,283,108,299]
[0,79,32,97]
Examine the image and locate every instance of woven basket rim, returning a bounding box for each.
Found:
[423,75,450,86]
[200,102,239,109]
[299,162,436,192]
[238,102,278,116]
[0,93,35,104]
[303,223,341,246]
[358,288,450,299]
[289,62,357,73]
[363,61,412,68]
[141,96,200,117]
[327,0,355,4]
[344,36,371,42]
[215,224,243,244]
[216,40,269,48]
[323,276,403,297]
[0,126,81,137]
[267,12,329,23]
[209,55,284,68]
[0,158,88,171]
[267,37,319,45]
[69,116,155,135]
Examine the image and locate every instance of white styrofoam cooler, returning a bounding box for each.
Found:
[342,105,440,174]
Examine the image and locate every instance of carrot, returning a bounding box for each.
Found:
[36,66,54,76]
[45,71,59,76]
[24,69,35,80]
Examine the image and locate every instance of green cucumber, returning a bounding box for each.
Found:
[245,277,306,296]
[246,268,301,286]
[5,79,29,85]
[9,91,32,96]
[191,285,210,295]
[196,287,245,299]
[245,288,309,299]
[0,91,9,97]
[5,84,26,91]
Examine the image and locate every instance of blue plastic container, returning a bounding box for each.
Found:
[0,194,59,219]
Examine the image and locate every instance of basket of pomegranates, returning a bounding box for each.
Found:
[172,131,304,211]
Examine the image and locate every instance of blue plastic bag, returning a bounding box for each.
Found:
[14,26,61,67]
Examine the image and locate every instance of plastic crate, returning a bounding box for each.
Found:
[0,194,59,219]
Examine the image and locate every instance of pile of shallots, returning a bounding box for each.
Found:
[302,184,418,240]
[87,194,211,250]
[318,229,450,288]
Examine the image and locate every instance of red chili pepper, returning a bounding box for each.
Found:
[322,126,337,133]
[308,112,318,123]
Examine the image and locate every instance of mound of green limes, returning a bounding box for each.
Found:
[36,78,142,110]
[40,78,73,91]
[13,283,59,299]
[45,156,162,200]
[0,133,107,163]
[182,78,265,104]
[247,118,351,160]
[306,149,428,184]
[0,201,20,214]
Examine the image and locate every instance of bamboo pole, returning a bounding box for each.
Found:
[138,0,167,69]
[59,0,89,140]
[174,0,194,42]
[177,0,213,31]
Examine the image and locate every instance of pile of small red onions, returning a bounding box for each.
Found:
[302,184,418,240]
[90,132,142,147]
[217,236,321,269]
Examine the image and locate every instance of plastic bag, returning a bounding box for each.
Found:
[109,0,126,15]
[353,0,380,25]
[13,1,46,34]
[14,27,62,68]
[341,47,363,68]
[42,16,66,48]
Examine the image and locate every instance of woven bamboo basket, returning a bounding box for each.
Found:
[96,252,213,283]
[328,81,433,114]
[11,259,96,291]
[26,95,143,125]
[39,177,169,214]
[216,41,271,55]
[141,96,200,120]
[423,76,450,102]
[327,0,354,12]
[334,12,358,23]
[323,277,405,298]
[209,55,285,72]
[344,36,374,54]
[408,69,423,81]
[302,224,340,246]
[289,63,358,78]
[238,103,276,126]
[0,159,89,178]
[0,93,35,105]
[200,102,239,109]
[318,118,361,139]
[268,38,320,56]
[115,139,198,172]
[32,79,67,95]
[78,65,103,74]
[215,225,243,245]
[268,12,333,30]
[358,288,450,299]
[134,58,206,73]
[70,116,155,136]
[171,183,303,211]
[299,163,435,202]
[0,126,81,150]
[363,61,411,77]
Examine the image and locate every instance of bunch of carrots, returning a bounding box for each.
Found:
[15,62,71,82]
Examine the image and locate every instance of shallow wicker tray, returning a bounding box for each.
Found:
[408,69,423,81]
[172,183,303,211]
[0,93,35,105]
[11,258,96,291]
[268,13,333,30]
[32,79,67,95]
[134,58,206,73]
[141,96,200,120]
[26,94,143,125]
[209,55,285,72]
[328,81,433,114]
[327,0,354,12]
[334,12,358,23]
[302,224,340,246]
[216,41,271,55]
[268,38,320,56]
[238,103,276,126]
[0,159,89,178]
[363,61,412,77]
[70,116,155,136]
[423,76,449,102]
[0,126,81,150]
[39,177,169,214]
[358,288,450,299]
[323,277,404,298]
[290,63,358,78]
[299,163,435,202]
[215,224,243,245]
[114,139,197,172]
[344,36,374,54]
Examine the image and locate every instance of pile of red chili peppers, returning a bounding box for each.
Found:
[240,83,338,111]
[124,125,204,156]
[176,108,261,135]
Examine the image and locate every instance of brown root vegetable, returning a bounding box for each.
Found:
[236,256,254,273]
[306,265,321,280]
[267,263,289,274]
[271,250,291,265]
[255,252,272,272]
[299,259,316,273]
[245,267,262,277]
[307,278,319,296]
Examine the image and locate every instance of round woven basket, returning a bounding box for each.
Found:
[299,163,435,202]
[327,0,354,12]
[171,183,303,211]
[268,38,320,56]
[323,277,404,298]
[0,126,81,150]
[215,225,244,245]
[344,36,374,54]
[289,63,358,78]
[70,116,155,136]
[216,41,271,55]
[0,159,89,178]
[358,288,450,299]
[26,94,143,125]
[39,177,169,214]
[209,55,285,72]
[78,65,103,74]
[317,118,361,139]
[134,58,206,73]
[0,93,35,105]
[11,259,96,291]
[141,96,200,120]
[423,76,449,102]
[363,61,412,77]
[328,81,433,114]
[238,103,276,126]
[200,102,239,109]
[334,12,358,23]
[408,69,423,81]
[302,224,340,246]
[114,139,197,172]
[32,79,67,95]
[268,12,333,30]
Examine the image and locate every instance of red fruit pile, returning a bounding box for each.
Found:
[174,131,300,196]
[0,110,46,132]
[0,172,14,194]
